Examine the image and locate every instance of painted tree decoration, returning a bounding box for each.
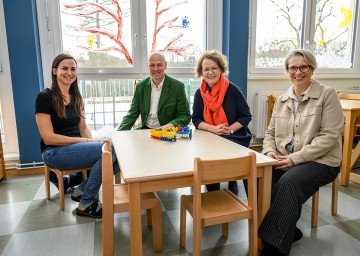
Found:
[64,0,193,65]
[150,0,193,56]
[64,0,132,64]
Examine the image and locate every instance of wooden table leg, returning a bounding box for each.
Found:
[128,182,142,256]
[341,111,355,186]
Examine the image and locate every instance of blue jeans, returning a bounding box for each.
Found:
[42,142,120,205]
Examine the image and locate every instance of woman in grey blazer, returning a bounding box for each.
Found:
[258,49,343,256]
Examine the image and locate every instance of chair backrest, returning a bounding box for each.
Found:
[267,94,276,126]
[193,152,257,209]
[102,140,114,203]
[337,92,360,100]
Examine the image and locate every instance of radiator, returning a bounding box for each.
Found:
[253,91,284,138]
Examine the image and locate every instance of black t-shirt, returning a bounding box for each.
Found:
[35,88,81,152]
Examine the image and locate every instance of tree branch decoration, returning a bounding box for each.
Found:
[64,0,194,64]
[64,0,132,64]
[151,0,193,57]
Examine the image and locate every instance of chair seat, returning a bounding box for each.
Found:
[113,184,160,212]
[182,189,251,227]
[184,189,251,220]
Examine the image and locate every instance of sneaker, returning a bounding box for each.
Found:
[71,187,83,202]
[76,200,102,218]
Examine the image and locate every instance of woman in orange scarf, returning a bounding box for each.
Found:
[192,50,252,195]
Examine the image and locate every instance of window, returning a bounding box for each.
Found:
[37,0,221,131]
[0,0,19,155]
[249,0,360,77]
[40,0,212,75]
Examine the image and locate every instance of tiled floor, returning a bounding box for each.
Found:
[1,173,360,256]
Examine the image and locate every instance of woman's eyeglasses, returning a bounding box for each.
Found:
[287,65,311,74]
[202,67,219,74]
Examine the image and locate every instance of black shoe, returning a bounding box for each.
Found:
[293,227,303,242]
[49,172,70,194]
[71,187,83,202]
[69,172,84,188]
[228,181,239,196]
[49,171,58,184]
[76,200,102,218]
[260,242,285,256]
[71,194,81,202]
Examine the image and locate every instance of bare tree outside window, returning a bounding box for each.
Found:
[254,0,355,68]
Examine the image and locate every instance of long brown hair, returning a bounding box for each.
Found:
[50,53,84,119]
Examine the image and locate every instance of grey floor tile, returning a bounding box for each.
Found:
[304,185,360,224]
[198,242,249,256]
[167,209,249,253]
[33,179,62,201]
[333,218,360,241]
[2,223,95,256]
[0,179,43,204]
[291,225,360,256]
[14,198,95,234]
[0,235,11,255]
[93,211,187,256]
[0,201,31,236]
[1,174,43,183]
[1,174,360,255]
[338,181,360,200]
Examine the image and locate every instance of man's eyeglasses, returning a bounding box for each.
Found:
[202,67,219,74]
[287,65,311,74]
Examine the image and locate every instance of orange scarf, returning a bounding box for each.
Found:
[200,74,229,126]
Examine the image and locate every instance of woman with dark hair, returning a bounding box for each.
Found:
[35,53,119,218]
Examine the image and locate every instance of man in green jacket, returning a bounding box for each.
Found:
[117,52,191,131]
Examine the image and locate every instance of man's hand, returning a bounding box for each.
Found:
[159,123,175,130]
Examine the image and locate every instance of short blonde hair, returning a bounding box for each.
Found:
[194,50,229,78]
[284,49,317,72]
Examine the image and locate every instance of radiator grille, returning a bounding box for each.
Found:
[253,91,284,138]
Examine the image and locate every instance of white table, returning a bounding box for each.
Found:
[111,128,278,255]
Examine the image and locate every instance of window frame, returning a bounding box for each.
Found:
[36,0,222,85]
[0,0,19,155]
[248,0,360,79]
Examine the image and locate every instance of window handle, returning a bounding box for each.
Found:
[134,34,138,47]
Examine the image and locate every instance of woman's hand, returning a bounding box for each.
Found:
[83,137,97,142]
[266,151,280,159]
[265,152,294,171]
[275,155,295,171]
[210,123,227,135]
